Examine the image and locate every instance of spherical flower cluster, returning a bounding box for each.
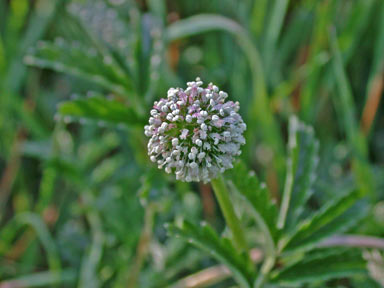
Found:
[144,78,246,183]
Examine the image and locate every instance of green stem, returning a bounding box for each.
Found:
[211,175,247,252]
[254,256,275,288]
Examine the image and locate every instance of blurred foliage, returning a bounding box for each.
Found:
[0,0,384,287]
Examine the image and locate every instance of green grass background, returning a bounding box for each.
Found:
[0,0,383,287]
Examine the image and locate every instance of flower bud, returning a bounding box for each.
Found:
[144,78,246,182]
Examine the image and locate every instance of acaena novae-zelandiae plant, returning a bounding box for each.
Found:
[144,77,248,250]
[146,82,370,288]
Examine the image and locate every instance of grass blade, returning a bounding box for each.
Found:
[16,212,61,273]
[0,269,76,288]
[262,0,289,77]
[361,2,384,135]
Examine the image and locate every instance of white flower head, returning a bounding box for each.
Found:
[144,78,246,183]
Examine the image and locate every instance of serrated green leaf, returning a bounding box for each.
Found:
[281,247,351,268]
[271,248,367,285]
[24,40,132,96]
[57,94,144,127]
[278,116,319,230]
[231,161,278,246]
[167,220,256,288]
[282,191,368,253]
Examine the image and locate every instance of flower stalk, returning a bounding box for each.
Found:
[211,175,247,252]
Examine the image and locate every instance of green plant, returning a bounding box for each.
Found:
[1,0,384,287]
[168,116,370,287]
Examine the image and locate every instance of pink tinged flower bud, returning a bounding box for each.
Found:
[150,109,157,116]
[170,104,177,111]
[212,115,219,121]
[219,91,228,99]
[144,130,152,137]
[190,162,198,169]
[172,138,179,146]
[144,78,246,183]
[161,122,168,129]
[200,130,207,139]
[180,129,189,139]
[188,153,196,160]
